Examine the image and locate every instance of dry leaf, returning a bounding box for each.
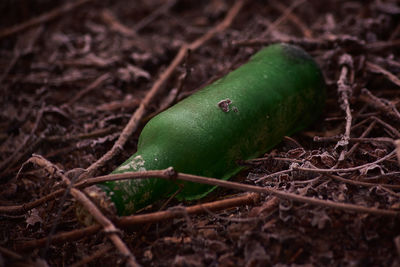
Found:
[26,208,43,228]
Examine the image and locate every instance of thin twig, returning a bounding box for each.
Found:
[9,165,400,253]
[26,156,140,267]
[100,9,137,37]
[133,0,177,32]
[233,34,365,51]
[3,149,396,216]
[371,116,400,138]
[294,150,396,173]
[360,171,400,181]
[360,88,400,122]
[76,167,399,216]
[143,51,191,122]
[64,73,111,107]
[270,0,313,38]
[0,0,92,39]
[70,188,139,267]
[345,120,376,157]
[325,112,379,123]
[284,136,303,148]
[188,0,244,51]
[365,39,400,51]
[81,44,187,179]
[0,104,45,173]
[46,126,118,143]
[389,24,400,40]
[327,174,400,190]
[366,61,400,88]
[171,170,399,216]
[81,0,244,178]
[246,156,303,164]
[262,0,307,37]
[0,169,178,215]
[336,54,354,162]
[313,136,394,144]
[0,26,43,85]
[255,169,294,183]
[16,193,259,250]
[0,188,64,214]
[395,140,400,166]
[118,192,259,226]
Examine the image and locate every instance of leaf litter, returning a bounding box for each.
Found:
[1,0,400,266]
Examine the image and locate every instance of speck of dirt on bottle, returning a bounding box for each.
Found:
[217,98,232,112]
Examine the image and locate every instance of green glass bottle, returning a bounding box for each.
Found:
[98,43,325,215]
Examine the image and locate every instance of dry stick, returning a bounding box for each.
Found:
[345,120,377,158]
[247,156,303,164]
[0,26,43,85]
[170,171,399,216]
[80,168,398,217]
[350,116,373,130]
[366,39,400,51]
[262,0,306,37]
[233,34,365,51]
[118,192,260,226]
[360,88,400,122]
[255,169,294,183]
[46,126,118,143]
[232,36,319,48]
[284,136,303,148]
[0,137,43,178]
[17,224,101,251]
[314,136,394,144]
[143,51,191,123]
[389,24,400,40]
[270,0,313,38]
[17,193,259,250]
[188,0,244,51]
[10,164,400,251]
[0,0,92,40]
[366,61,400,88]
[28,156,139,267]
[81,0,244,179]
[325,113,377,123]
[75,166,398,216]
[360,171,400,181]
[371,116,400,138]
[395,140,400,166]
[70,188,139,267]
[64,73,111,107]
[294,150,396,173]
[0,104,45,173]
[380,186,400,199]
[336,54,354,162]
[327,173,400,190]
[82,45,186,179]
[0,188,64,215]
[100,9,137,37]
[133,0,177,32]
[2,148,396,215]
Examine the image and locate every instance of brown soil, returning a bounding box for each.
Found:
[1,0,400,266]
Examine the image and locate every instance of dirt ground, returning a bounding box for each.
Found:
[1,0,400,266]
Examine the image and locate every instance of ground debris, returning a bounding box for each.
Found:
[1,0,400,266]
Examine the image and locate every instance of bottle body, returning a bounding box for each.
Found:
[99,44,326,215]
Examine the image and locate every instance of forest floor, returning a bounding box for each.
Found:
[1,0,400,266]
